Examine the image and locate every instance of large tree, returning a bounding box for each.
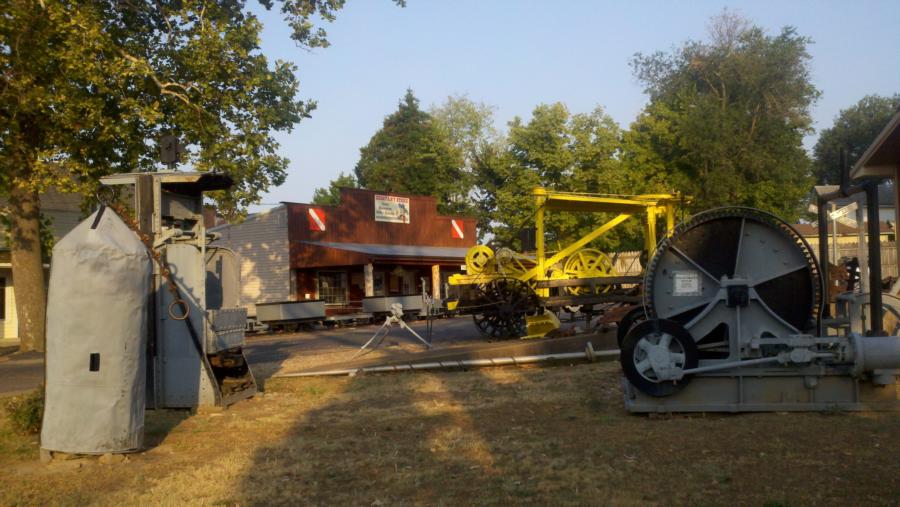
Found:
[311,172,358,206]
[813,94,900,184]
[430,95,499,236]
[354,89,466,213]
[476,103,629,250]
[625,12,819,220]
[0,0,401,352]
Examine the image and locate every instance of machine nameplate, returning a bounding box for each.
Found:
[673,270,701,296]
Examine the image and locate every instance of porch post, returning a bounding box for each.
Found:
[894,172,900,279]
[431,265,441,300]
[364,263,374,297]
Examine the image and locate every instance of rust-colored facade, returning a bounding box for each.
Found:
[286,188,476,312]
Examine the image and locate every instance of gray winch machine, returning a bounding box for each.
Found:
[41,171,256,456]
[620,180,900,412]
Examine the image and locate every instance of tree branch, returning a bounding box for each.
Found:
[117,49,204,112]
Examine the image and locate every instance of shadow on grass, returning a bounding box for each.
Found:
[143,409,192,449]
[232,357,630,505]
[233,350,900,506]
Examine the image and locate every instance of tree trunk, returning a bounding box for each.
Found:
[9,185,46,352]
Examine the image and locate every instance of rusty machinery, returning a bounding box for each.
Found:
[448,188,687,339]
[619,182,900,411]
[100,172,257,408]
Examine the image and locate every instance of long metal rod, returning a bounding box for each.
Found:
[681,356,781,376]
[274,343,619,378]
[856,198,869,293]
[831,203,838,265]
[866,183,884,334]
[817,195,832,319]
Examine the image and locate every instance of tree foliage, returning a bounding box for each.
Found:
[625,12,819,220]
[1,0,399,210]
[430,95,499,172]
[353,89,467,213]
[474,103,633,250]
[812,94,900,185]
[312,172,357,205]
[0,0,401,351]
[429,95,499,234]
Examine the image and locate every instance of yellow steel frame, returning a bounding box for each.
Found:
[450,188,686,292]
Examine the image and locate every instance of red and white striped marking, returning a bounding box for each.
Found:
[308,207,326,231]
[451,219,464,239]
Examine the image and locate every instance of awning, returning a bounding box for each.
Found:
[851,108,900,180]
[300,241,470,263]
[812,183,896,207]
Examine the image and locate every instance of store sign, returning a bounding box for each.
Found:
[308,207,326,231]
[374,194,410,224]
[451,219,465,239]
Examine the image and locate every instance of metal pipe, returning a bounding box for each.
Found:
[817,196,831,319]
[856,197,869,293]
[818,181,868,203]
[273,343,620,378]
[866,182,884,334]
[831,202,838,265]
[839,149,849,194]
[680,356,781,376]
[534,188,546,298]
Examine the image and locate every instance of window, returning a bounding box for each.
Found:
[317,271,347,304]
[0,277,5,320]
[373,272,385,296]
[401,274,413,295]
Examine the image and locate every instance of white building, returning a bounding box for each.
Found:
[0,189,83,344]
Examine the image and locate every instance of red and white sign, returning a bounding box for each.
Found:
[451,219,465,239]
[308,207,326,231]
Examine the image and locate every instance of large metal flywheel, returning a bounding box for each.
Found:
[624,207,822,391]
[472,278,540,339]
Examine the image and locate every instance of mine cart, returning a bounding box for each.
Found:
[448,187,687,339]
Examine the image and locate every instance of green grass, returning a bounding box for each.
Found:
[0,405,39,461]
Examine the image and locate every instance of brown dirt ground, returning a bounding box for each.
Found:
[2,362,900,506]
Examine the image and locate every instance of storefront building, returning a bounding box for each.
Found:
[213,188,476,315]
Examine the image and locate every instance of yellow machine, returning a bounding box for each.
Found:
[449,188,687,339]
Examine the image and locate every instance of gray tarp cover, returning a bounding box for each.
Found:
[41,207,152,454]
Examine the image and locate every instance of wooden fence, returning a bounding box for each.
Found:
[613,251,643,276]
[611,243,898,279]
[814,242,898,278]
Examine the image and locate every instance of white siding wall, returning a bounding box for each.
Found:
[0,269,15,340]
[212,206,291,316]
[48,210,83,242]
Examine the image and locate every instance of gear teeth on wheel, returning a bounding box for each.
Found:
[644,207,822,333]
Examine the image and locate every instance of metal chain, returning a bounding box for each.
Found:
[101,197,223,403]
[104,201,190,321]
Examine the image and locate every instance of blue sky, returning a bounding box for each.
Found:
[248,0,900,211]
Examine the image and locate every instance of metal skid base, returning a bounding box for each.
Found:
[219,382,257,407]
[622,367,900,413]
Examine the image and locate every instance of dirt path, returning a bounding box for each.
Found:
[0,316,492,395]
[0,352,43,396]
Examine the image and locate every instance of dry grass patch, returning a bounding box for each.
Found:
[1,364,899,505]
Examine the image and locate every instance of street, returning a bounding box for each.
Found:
[0,316,510,396]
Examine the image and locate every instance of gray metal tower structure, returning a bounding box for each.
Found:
[100,171,256,408]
